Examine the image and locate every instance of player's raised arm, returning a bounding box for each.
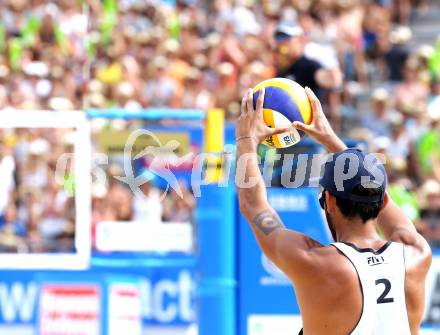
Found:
[236,88,323,272]
[377,194,431,256]
[295,88,431,264]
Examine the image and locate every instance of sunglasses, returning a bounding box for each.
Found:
[319,190,326,210]
[274,32,292,41]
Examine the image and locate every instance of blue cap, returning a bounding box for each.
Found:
[319,148,387,203]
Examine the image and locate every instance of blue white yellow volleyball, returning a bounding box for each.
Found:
[252,78,312,148]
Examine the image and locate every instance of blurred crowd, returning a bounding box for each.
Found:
[0,123,196,252]
[0,128,75,252]
[0,0,440,248]
[0,0,87,111]
[91,160,196,249]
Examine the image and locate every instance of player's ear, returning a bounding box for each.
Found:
[325,191,335,213]
[381,192,390,210]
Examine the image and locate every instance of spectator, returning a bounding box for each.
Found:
[395,58,429,115]
[395,0,412,25]
[384,26,412,82]
[163,182,195,223]
[213,62,240,118]
[1,204,26,237]
[0,142,15,228]
[181,67,215,110]
[361,88,397,138]
[337,0,367,84]
[274,22,343,101]
[91,183,117,248]
[387,117,411,164]
[39,176,72,245]
[0,204,27,252]
[107,165,133,221]
[416,44,435,85]
[417,179,440,247]
[132,171,163,224]
[22,140,49,189]
[428,79,440,120]
[274,21,343,130]
[414,114,440,182]
[388,167,419,223]
[142,57,179,108]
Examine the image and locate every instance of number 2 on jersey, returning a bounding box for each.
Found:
[375,278,394,304]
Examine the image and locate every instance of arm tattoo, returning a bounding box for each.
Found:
[253,211,285,236]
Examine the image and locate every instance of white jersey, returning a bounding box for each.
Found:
[331,241,411,335]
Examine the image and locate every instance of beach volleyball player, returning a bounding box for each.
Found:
[236,87,432,334]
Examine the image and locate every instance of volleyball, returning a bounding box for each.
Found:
[252,78,312,148]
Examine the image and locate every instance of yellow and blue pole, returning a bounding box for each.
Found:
[197,108,237,335]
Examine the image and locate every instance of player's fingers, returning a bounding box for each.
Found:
[305,87,323,117]
[256,87,265,116]
[305,86,318,101]
[268,126,289,136]
[292,121,312,132]
[246,88,253,114]
[240,94,247,116]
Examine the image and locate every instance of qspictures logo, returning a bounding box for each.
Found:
[54,130,387,202]
[114,129,194,201]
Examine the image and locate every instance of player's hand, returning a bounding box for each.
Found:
[236,88,288,145]
[292,87,346,152]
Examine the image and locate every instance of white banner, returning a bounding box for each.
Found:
[96,221,193,252]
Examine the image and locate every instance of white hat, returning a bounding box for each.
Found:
[117,81,135,97]
[250,61,265,75]
[390,26,412,44]
[418,44,435,59]
[63,131,76,146]
[22,61,49,77]
[48,97,75,110]
[92,183,108,198]
[371,88,389,102]
[36,79,52,98]
[29,139,49,155]
[421,179,440,196]
[372,136,391,151]
[274,22,303,39]
[89,79,104,93]
[217,62,234,76]
[428,98,440,121]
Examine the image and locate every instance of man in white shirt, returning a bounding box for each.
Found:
[0,144,16,226]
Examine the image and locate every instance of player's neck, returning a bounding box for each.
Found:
[335,218,381,245]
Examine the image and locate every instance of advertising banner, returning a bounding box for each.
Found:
[107,282,142,335]
[97,130,190,157]
[424,253,440,327]
[39,284,101,335]
[139,266,194,326]
[0,254,196,333]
